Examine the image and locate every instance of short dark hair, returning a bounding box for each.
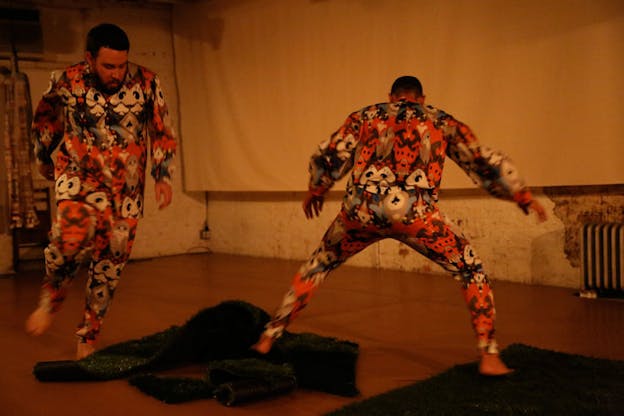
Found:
[390,76,423,97]
[86,23,130,56]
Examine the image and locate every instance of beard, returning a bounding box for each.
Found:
[98,79,123,95]
[92,69,126,95]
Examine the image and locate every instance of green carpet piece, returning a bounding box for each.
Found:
[208,357,296,386]
[209,358,298,406]
[33,300,359,406]
[274,331,359,396]
[35,300,269,381]
[327,343,624,416]
[128,374,215,404]
[128,358,298,406]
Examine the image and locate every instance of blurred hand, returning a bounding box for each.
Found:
[303,191,324,219]
[155,181,172,210]
[529,200,548,223]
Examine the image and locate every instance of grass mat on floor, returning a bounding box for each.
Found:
[33,300,359,405]
[327,343,624,416]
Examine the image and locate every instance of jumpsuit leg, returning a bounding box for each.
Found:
[262,210,382,340]
[76,216,138,345]
[37,200,97,315]
[392,211,499,353]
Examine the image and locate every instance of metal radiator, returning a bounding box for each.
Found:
[580,223,624,298]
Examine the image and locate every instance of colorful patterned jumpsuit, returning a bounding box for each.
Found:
[261,100,535,353]
[31,62,176,345]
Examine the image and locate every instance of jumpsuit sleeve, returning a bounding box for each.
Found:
[148,75,177,184]
[31,71,64,179]
[308,111,362,196]
[444,117,534,214]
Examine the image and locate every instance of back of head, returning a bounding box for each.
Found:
[86,23,130,56]
[390,76,423,98]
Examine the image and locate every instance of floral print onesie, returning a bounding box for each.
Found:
[32,61,176,345]
[262,99,535,353]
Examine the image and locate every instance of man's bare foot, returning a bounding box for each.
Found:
[251,334,274,354]
[76,342,95,360]
[25,307,53,336]
[479,352,514,376]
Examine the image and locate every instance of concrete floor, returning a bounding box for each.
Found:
[1,252,623,415]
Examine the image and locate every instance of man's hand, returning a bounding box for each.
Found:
[155,181,172,210]
[303,191,324,219]
[38,164,55,181]
[529,200,548,223]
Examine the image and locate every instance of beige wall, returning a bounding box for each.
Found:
[173,0,624,290]
[205,186,623,289]
[205,191,571,287]
[174,0,624,191]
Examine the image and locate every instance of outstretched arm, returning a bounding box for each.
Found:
[445,118,546,219]
[304,111,361,216]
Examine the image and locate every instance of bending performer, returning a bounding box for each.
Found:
[253,76,547,375]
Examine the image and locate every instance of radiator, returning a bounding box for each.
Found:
[580,223,624,298]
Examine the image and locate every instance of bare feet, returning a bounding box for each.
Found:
[76,342,95,360]
[251,334,274,354]
[25,307,54,336]
[479,352,514,376]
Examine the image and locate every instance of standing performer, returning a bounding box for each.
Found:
[253,76,547,375]
[25,23,176,359]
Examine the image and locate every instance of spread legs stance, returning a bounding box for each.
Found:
[254,208,511,375]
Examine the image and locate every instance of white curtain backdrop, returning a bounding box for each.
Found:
[173,0,624,192]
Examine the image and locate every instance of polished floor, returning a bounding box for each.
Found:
[1,252,623,416]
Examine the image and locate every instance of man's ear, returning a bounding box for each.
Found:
[85,51,95,66]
